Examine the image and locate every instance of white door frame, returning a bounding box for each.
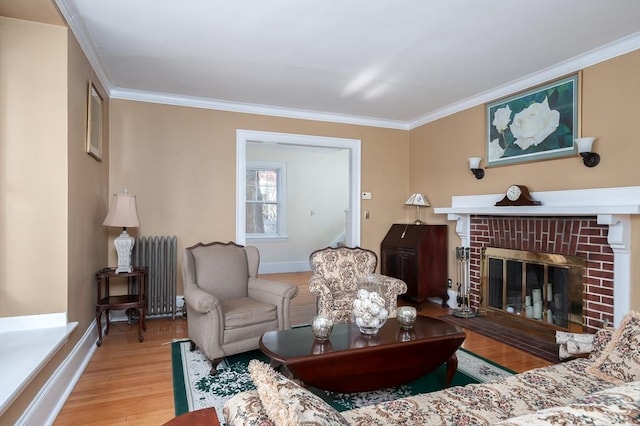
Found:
[236,129,361,247]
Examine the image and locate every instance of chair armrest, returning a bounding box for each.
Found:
[372,274,407,318]
[248,278,299,302]
[308,275,334,316]
[183,283,219,314]
[376,274,408,295]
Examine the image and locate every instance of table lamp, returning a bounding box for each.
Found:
[405,193,429,225]
[103,189,140,273]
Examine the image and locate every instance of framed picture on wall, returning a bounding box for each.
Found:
[486,73,580,167]
[86,81,103,161]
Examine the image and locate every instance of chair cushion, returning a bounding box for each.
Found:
[191,243,249,300]
[247,360,349,426]
[222,297,277,329]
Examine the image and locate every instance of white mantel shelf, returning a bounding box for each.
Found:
[433,186,640,217]
[433,185,640,326]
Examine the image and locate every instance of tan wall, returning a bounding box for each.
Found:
[0,17,68,316]
[66,21,110,330]
[409,50,640,308]
[0,11,109,422]
[109,101,410,292]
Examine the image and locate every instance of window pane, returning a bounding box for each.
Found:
[246,203,265,233]
[246,166,282,235]
[261,203,278,234]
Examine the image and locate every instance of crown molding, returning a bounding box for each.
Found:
[109,88,410,130]
[408,32,640,130]
[55,0,114,93]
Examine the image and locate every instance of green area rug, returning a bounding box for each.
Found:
[172,339,514,423]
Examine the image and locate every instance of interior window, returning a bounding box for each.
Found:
[246,162,286,238]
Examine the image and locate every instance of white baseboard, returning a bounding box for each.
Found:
[258,261,311,274]
[16,322,97,425]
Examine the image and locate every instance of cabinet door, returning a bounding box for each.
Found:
[382,248,419,300]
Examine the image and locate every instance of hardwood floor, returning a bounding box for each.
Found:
[54,272,552,425]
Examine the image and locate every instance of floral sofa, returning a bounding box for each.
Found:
[223,312,640,425]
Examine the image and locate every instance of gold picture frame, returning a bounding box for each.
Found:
[86,81,103,161]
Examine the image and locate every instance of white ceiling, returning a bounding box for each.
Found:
[55,0,640,129]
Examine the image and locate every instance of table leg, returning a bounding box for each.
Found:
[137,307,144,342]
[445,352,458,387]
[96,308,103,347]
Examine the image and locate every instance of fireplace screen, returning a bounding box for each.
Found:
[481,247,586,332]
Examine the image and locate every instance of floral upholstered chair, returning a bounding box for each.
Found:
[308,246,407,324]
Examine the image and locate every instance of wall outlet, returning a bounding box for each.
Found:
[362,192,372,200]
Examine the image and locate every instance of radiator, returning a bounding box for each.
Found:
[132,236,178,319]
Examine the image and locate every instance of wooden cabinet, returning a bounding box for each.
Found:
[381,224,448,308]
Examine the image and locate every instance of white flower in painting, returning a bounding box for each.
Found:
[488,138,505,160]
[509,97,560,150]
[492,105,512,133]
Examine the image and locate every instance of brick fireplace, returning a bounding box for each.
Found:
[470,216,612,332]
[434,186,640,329]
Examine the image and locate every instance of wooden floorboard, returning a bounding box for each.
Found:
[53,272,552,425]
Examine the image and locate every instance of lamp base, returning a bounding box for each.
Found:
[114,229,135,274]
[413,219,424,225]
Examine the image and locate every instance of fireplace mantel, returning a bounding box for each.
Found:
[434,186,640,217]
[434,186,640,326]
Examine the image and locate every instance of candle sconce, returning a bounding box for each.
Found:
[575,137,600,167]
[468,157,485,179]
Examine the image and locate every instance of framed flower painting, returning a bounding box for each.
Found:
[486,73,579,167]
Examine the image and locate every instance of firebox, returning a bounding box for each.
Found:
[480,247,586,336]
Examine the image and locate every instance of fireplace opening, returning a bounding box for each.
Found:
[480,247,586,337]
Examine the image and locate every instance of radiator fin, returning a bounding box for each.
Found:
[132,236,177,318]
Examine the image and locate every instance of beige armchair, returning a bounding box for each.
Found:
[308,246,407,324]
[182,241,298,374]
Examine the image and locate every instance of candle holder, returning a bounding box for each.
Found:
[311,314,333,340]
[397,306,417,329]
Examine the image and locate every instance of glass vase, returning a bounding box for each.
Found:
[353,274,388,335]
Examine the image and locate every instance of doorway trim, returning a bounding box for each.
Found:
[236,129,361,247]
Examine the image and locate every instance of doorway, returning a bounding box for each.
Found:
[236,130,361,272]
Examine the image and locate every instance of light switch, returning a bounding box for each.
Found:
[362,192,372,200]
[364,210,370,219]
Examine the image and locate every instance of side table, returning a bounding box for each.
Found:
[95,266,148,346]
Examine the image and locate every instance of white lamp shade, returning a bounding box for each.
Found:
[405,193,429,207]
[103,193,140,228]
[575,137,596,153]
[468,157,482,169]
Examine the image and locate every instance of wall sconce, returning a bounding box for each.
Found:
[575,137,600,167]
[404,193,429,225]
[468,157,485,179]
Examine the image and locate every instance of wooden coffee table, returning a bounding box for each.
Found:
[259,316,466,392]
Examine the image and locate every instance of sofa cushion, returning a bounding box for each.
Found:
[589,325,615,360]
[586,311,640,384]
[223,390,275,426]
[342,358,615,425]
[495,380,640,425]
[247,360,348,426]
